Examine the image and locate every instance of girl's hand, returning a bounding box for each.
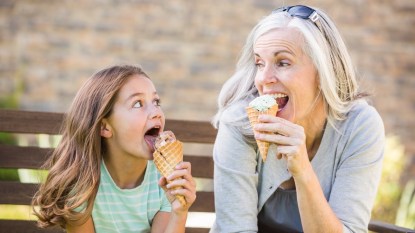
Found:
[253,114,310,177]
[158,161,196,214]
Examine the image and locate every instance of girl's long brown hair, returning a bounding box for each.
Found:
[32,64,149,228]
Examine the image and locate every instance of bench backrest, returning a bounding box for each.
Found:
[0,109,413,233]
[0,109,215,233]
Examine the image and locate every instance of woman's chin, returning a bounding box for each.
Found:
[277,107,294,122]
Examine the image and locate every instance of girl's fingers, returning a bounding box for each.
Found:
[170,188,196,203]
[175,161,192,174]
[166,177,195,191]
[167,162,196,186]
[165,162,196,190]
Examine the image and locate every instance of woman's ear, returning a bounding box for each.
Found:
[100,119,113,138]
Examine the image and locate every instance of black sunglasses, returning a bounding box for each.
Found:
[272,5,319,24]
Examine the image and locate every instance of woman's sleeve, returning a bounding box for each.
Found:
[210,121,259,233]
[329,106,385,233]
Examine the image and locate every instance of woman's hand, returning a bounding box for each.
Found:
[253,114,311,177]
[158,161,197,214]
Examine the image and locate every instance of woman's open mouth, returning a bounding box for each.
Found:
[272,93,289,111]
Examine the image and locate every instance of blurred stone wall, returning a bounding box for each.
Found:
[1,0,414,180]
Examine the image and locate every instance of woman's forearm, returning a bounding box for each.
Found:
[294,165,343,233]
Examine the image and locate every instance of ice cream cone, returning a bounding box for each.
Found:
[153,140,186,206]
[246,104,279,161]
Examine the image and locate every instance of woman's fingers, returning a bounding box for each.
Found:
[255,114,299,136]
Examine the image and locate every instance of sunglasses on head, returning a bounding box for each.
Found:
[272,5,319,24]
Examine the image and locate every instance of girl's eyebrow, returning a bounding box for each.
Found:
[125,92,158,103]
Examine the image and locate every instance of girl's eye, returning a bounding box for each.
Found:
[154,99,161,107]
[133,100,143,108]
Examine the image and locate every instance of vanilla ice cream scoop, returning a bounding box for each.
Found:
[248,94,277,111]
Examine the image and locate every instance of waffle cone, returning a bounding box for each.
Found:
[153,140,186,206]
[246,104,279,161]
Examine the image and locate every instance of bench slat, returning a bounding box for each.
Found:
[368,221,415,233]
[0,109,217,144]
[1,220,412,233]
[0,182,39,205]
[166,119,217,144]
[0,220,63,233]
[0,220,210,233]
[0,181,214,212]
[0,145,52,169]
[0,109,63,135]
[0,145,213,178]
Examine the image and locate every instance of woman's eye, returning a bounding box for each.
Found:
[133,100,142,108]
[278,60,290,67]
[255,61,263,67]
[154,99,161,107]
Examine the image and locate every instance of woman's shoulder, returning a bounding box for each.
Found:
[347,100,383,125]
[334,99,384,140]
[221,98,252,123]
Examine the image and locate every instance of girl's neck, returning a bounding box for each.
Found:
[103,155,147,189]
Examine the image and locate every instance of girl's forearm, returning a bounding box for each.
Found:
[163,212,188,233]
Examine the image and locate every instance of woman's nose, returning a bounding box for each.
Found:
[260,65,278,84]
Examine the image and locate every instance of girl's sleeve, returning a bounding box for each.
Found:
[160,190,171,212]
[329,106,385,233]
[210,121,259,233]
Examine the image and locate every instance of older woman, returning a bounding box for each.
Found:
[211,5,384,233]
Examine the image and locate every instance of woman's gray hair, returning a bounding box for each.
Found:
[212,6,364,133]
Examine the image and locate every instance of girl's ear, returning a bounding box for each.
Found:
[100,119,113,138]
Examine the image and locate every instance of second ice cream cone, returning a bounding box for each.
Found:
[246,104,279,161]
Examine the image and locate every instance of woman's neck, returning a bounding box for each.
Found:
[302,100,328,160]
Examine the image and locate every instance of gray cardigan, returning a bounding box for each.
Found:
[210,100,384,233]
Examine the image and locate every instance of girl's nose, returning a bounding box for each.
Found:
[148,105,162,119]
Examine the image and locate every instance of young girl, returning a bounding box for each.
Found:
[32,64,196,233]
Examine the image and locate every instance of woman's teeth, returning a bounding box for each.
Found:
[271,93,287,99]
[271,93,289,110]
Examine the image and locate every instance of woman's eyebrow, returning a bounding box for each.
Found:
[254,50,294,58]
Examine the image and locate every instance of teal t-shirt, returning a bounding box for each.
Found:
[92,161,171,233]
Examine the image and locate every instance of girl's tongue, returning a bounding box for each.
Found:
[144,135,157,153]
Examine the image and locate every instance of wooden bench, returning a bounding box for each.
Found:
[0,109,413,233]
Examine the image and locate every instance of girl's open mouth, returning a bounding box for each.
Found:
[144,127,161,153]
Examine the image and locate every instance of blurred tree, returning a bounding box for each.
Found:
[396,180,415,229]
[372,136,406,223]
[0,95,20,181]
